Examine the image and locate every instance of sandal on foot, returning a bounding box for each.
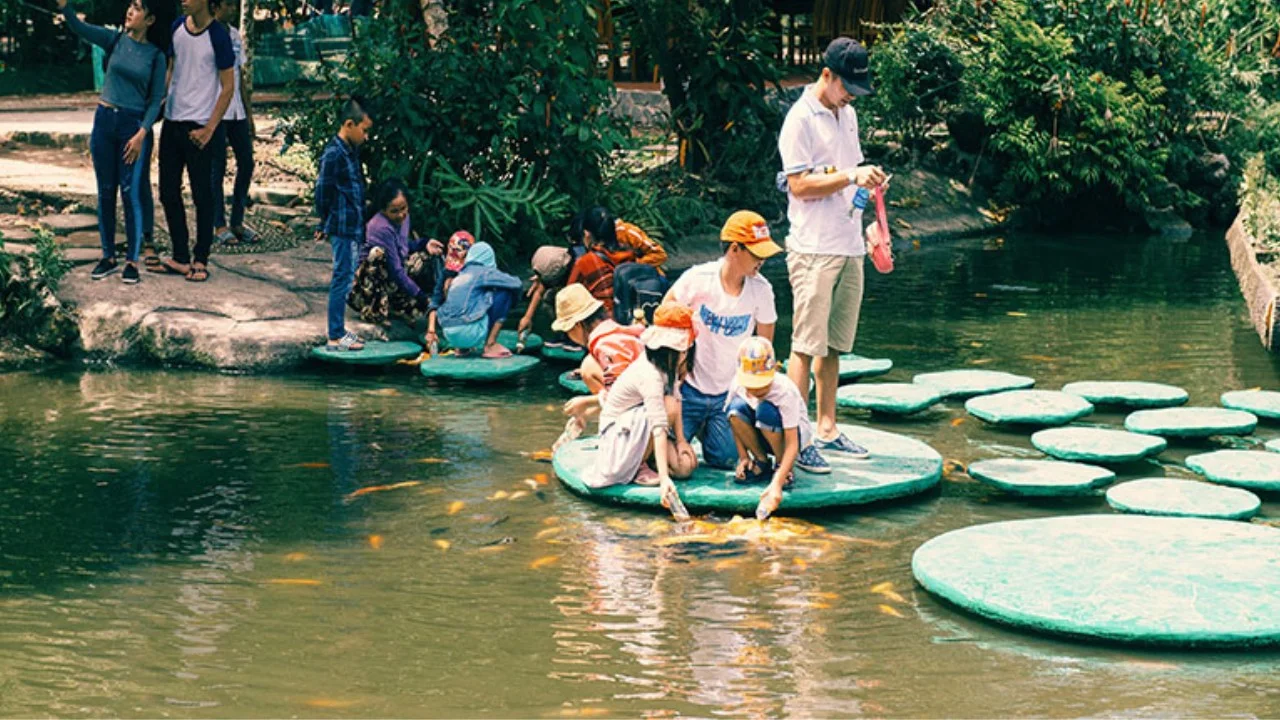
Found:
[216,229,240,246]
[142,247,162,269]
[482,345,513,359]
[235,226,260,244]
[147,258,189,275]
[327,332,365,352]
[185,264,210,282]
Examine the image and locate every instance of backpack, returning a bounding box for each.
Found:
[612,262,670,325]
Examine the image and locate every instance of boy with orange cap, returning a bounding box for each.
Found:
[665,210,781,470]
[727,336,830,519]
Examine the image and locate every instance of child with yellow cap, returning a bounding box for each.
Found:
[726,336,830,519]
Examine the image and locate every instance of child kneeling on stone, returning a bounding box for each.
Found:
[436,241,522,358]
[592,302,699,518]
[727,336,831,519]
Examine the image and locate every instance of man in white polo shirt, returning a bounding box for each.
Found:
[779,37,887,458]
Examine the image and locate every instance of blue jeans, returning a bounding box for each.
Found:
[89,105,151,262]
[211,118,254,230]
[680,383,737,469]
[726,395,784,434]
[329,235,359,340]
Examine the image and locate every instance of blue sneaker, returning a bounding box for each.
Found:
[796,445,831,474]
[816,432,870,460]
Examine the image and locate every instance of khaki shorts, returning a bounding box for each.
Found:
[787,252,864,357]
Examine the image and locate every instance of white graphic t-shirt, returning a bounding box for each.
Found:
[669,259,777,396]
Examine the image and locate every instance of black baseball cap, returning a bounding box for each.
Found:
[824,37,874,96]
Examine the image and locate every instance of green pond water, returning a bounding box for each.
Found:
[2,231,1279,717]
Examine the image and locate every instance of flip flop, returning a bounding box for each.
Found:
[216,229,240,246]
[147,258,189,275]
[236,226,260,244]
[185,264,210,282]
[482,346,513,359]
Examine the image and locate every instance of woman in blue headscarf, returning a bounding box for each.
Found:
[436,241,523,358]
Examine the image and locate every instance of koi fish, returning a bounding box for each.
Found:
[267,578,322,586]
[368,535,384,550]
[447,501,465,515]
[487,490,510,501]
[530,555,560,569]
[535,526,564,540]
[416,457,451,464]
[344,481,421,501]
[950,417,966,427]
[283,552,308,562]
[285,462,329,469]
[878,604,907,618]
[1006,311,1028,318]
[509,491,529,500]
[304,698,357,709]
[434,540,451,551]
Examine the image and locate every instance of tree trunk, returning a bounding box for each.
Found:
[239,0,255,115]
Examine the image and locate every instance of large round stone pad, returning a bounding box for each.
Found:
[553,424,941,515]
[965,390,1093,426]
[968,458,1114,496]
[559,370,589,395]
[311,340,423,366]
[1106,478,1260,520]
[1220,390,1280,420]
[542,344,587,363]
[418,354,540,382]
[836,383,943,415]
[1185,450,1280,492]
[913,370,1035,399]
[442,329,543,354]
[1125,408,1257,439]
[784,354,894,383]
[1061,381,1188,409]
[912,515,1280,647]
[1031,427,1167,463]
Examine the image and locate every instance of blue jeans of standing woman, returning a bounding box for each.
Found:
[89,105,151,263]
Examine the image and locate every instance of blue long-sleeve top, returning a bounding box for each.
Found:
[63,3,166,128]
[361,212,445,308]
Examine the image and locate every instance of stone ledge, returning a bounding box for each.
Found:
[1225,214,1280,352]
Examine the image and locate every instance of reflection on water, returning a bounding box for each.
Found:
[1,231,1280,716]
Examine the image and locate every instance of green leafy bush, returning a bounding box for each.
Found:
[0,227,77,355]
[282,0,624,261]
[1242,155,1280,250]
[862,18,965,152]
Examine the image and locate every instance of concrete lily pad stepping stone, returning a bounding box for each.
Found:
[553,424,941,515]
[912,515,1280,647]
[1266,438,1280,454]
[541,344,587,363]
[1061,381,1188,409]
[967,458,1115,496]
[1185,450,1280,492]
[1105,478,1260,521]
[418,354,540,382]
[443,329,543,355]
[784,354,894,383]
[1125,408,1257,439]
[965,390,1093,426]
[1220,390,1280,420]
[310,340,423,366]
[836,383,943,415]
[912,370,1035,400]
[1031,427,1167,463]
[559,370,589,394]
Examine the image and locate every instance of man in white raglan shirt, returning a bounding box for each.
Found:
[150,0,235,282]
[779,37,888,459]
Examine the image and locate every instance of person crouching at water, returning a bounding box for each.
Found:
[727,336,831,520]
[348,179,446,346]
[591,302,699,516]
[436,241,522,358]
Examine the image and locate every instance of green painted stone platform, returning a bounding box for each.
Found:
[1220,390,1280,420]
[784,354,893,383]
[1125,408,1257,439]
[1061,381,1189,409]
[965,390,1093,427]
[1185,450,1280,492]
[1030,427,1167,464]
[912,514,1280,647]
[912,370,1035,400]
[443,329,543,354]
[310,340,422,366]
[552,424,941,515]
[558,370,590,395]
[418,354,540,382]
[1105,478,1260,520]
[541,344,587,363]
[836,383,943,416]
[967,458,1115,496]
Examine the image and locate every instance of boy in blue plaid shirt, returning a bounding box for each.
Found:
[315,98,373,350]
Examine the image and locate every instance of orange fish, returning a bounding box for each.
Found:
[878,604,907,618]
[285,462,330,469]
[368,535,384,550]
[416,457,451,464]
[523,479,540,490]
[344,480,421,501]
[968,358,995,365]
[509,491,529,500]
[283,552,308,562]
[267,578,322,586]
[1021,354,1058,363]
[487,490,510,501]
[434,539,451,551]
[533,473,550,485]
[950,418,966,427]
[535,526,564,540]
[792,558,809,571]
[810,591,839,601]
[529,450,554,462]
[1006,311,1028,318]
[476,545,509,554]
[530,555,560,569]
[447,501,465,515]
[542,516,561,526]
[304,698,357,709]
[870,581,894,594]
[713,557,746,572]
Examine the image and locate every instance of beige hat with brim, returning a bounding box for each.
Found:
[551,283,604,333]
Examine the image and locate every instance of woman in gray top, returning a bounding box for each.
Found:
[58,0,167,285]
